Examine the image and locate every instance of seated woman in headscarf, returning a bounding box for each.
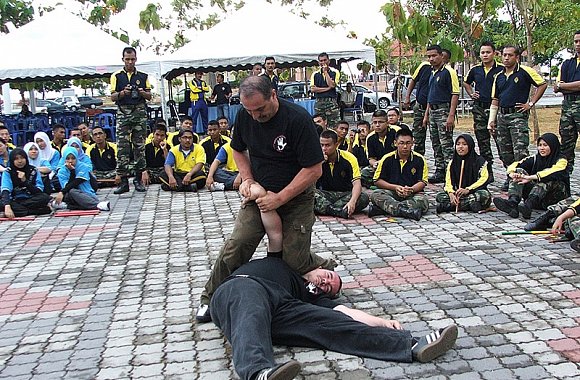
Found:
[1,148,51,218]
[53,147,110,212]
[23,142,53,195]
[58,136,98,191]
[35,131,61,192]
[436,134,491,213]
[494,132,569,219]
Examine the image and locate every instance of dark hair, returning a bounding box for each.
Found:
[154,117,167,125]
[426,44,442,54]
[0,125,8,131]
[216,73,224,80]
[122,47,137,56]
[318,52,329,60]
[181,116,193,123]
[91,126,104,134]
[178,129,194,138]
[239,75,274,99]
[69,127,81,135]
[217,116,229,123]
[264,56,275,63]
[395,128,413,139]
[320,129,338,143]
[372,109,388,118]
[387,107,401,116]
[502,45,521,56]
[356,120,370,130]
[480,41,496,51]
[154,124,167,133]
[313,113,327,121]
[442,48,451,58]
[336,120,350,128]
[575,30,580,35]
[208,120,219,128]
[52,123,65,132]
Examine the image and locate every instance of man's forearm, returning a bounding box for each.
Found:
[350,180,362,204]
[277,163,322,204]
[188,163,203,176]
[333,305,392,328]
[449,94,459,116]
[232,150,253,181]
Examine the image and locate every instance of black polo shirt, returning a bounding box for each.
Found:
[260,73,279,92]
[110,69,150,106]
[310,68,340,99]
[412,62,431,107]
[351,143,369,168]
[145,142,166,168]
[428,65,460,105]
[366,126,400,161]
[200,135,229,164]
[317,150,360,192]
[232,98,324,193]
[373,150,429,187]
[492,64,545,107]
[86,142,117,171]
[465,61,504,103]
[212,83,232,105]
[559,57,580,96]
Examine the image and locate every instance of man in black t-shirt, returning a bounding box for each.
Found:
[210,73,232,119]
[197,75,333,322]
[211,257,458,380]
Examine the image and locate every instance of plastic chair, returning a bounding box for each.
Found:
[92,113,116,141]
[343,92,364,121]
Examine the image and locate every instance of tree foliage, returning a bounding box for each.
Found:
[0,0,34,33]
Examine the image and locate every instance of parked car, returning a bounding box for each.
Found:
[36,99,67,113]
[54,96,81,111]
[78,96,103,109]
[388,75,416,106]
[338,84,392,110]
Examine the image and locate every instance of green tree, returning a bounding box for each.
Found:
[0,0,34,33]
[72,78,108,96]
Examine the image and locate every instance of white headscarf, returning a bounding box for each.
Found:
[34,131,56,161]
[23,142,43,168]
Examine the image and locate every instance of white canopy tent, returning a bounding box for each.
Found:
[157,1,376,80]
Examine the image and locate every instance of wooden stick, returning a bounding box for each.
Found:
[455,160,465,213]
[501,230,553,235]
[55,210,100,217]
[0,217,35,221]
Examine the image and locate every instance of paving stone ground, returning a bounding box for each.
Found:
[0,135,579,380]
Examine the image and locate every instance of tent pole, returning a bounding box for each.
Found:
[2,83,12,114]
[373,65,378,107]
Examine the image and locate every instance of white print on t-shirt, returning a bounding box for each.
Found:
[273,135,287,152]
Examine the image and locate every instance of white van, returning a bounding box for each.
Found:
[54,95,81,111]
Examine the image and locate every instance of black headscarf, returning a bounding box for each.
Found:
[449,134,488,190]
[533,133,563,172]
[8,148,37,189]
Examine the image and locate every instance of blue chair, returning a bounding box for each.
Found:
[1,116,20,146]
[343,92,364,121]
[92,113,116,141]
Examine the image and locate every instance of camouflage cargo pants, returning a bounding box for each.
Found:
[360,166,375,188]
[508,168,568,209]
[548,197,580,239]
[496,111,529,168]
[370,189,429,215]
[145,167,164,184]
[313,189,370,214]
[116,104,147,177]
[412,103,428,156]
[472,103,499,169]
[93,170,117,180]
[314,97,340,129]
[558,99,580,171]
[435,189,492,211]
[429,105,454,173]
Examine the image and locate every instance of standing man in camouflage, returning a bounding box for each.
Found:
[310,52,340,129]
[110,47,151,194]
[488,45,547,178]
[422,45,460,183]
[463,41,503,184]
[556,30,580,174]
[403,60,431,155]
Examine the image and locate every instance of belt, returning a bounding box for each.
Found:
[430,103,450,110]
[474,100,491,109]
[499,107,518,114]
[564,95,580,101]
[416,103,427,111]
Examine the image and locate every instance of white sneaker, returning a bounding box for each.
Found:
[97,201,110,211]
[212,182,225,191]
[51,200,68,210]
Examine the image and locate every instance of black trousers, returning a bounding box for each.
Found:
[159,170,206,191]
[8,193,51,217]
[210,277,412,380]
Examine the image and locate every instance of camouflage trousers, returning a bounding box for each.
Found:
[472,103,499,170]
[360,166,375,188]
[508,168,568,209]
[412,103,428,155]
[435,189,492,211]
[370,189,429,215]
[145,167,165,184]
[313,189,370,214]
[429,106,454,173]
[558,99,580,171]
[314,97,340,129]
[93,170,117,180]
[496,111,529,168]
[548,197,580,239]
[116,104,147,177]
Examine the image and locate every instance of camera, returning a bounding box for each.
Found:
[129,85,140,100]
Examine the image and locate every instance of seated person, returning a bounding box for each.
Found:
[334,120,350,151]
[0,125,16,149]
[34,132,61,171]
[361,110,401,188]
[211,257,458,380]
[167,116,199,147]
[217,116,231,137]
[494,133,569,219]
[77,123,94,147]
[339,82,357,119]
[23,142,53,194]
[350,120,370,169]
[368,128,429,221]
[19,104,33,118]
[53,147,110,211]
[206,142,240,191]
[86,126,118,184]
[314,130,369,218]
[386,107,410,129]
[200,120,230,169]
[313,113,328,135]
[1,148,51,218]
[61,137,98,192]
[160,129,207,192]
[142,124,169,186]
[436,134,491,213]
[69,127,82,140]
[525,197,580,252]
[51,124,67,154]
[0,138,11,186]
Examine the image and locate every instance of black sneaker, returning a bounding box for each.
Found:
[367,204,385,217]
[518,203,532,219]
[412,324,458,363]
[133,179,146,192]
[469,201,483,213]
[524,210,555,231]
[494,197,518,218]
[254,360,301,380]
[196,304,211,323]
[436,202,454,214]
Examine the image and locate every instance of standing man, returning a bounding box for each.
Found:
[261,56,279,92]
[210,73,232,119]
[251,63,263,76]
[463,41,503,184]
[189,71,210,134]
[422,45,460,183]
[196,75,333,322]
[403,61,431,155]
[110,46,151,194]
[556,30,580,173]
[488,45,547,179]
[310,52,341,129]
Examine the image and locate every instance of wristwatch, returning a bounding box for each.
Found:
[528,101,534,107]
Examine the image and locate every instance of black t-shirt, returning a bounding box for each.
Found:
[231,98,324,193]
[230,258,338,308]
[145,143,165,168]
[212,83,232,105]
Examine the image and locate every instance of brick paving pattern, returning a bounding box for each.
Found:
[0,138,579,379]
